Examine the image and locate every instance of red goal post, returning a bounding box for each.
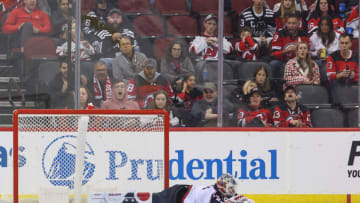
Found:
[13,109,169,203]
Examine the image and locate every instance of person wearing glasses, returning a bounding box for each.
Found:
[160,39,194,91]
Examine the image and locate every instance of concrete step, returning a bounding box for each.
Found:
[0,101,36,108]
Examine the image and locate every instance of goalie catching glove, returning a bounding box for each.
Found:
[225,195,256,203]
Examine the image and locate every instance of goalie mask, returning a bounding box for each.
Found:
[216,173,237,198]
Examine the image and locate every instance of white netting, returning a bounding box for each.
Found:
[18,114,165,133]
[14,111,168,203]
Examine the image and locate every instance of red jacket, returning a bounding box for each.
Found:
[326,50,359,83]
[271,29,309,61]
[2,6,52,34]
[347,6,359,24]
[273,103,312,128]
[234,35,258,61]
[127,72,174,108]
[307,15,344,34]
[237,105,273,127]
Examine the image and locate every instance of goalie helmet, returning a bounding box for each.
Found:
[216,173,237,198]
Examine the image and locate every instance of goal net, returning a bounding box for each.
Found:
[12,109,169,203]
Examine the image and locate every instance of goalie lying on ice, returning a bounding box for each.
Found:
[153,173,255,203]
[89,173,255,203]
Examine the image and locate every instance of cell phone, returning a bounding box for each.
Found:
[346,65,350,70]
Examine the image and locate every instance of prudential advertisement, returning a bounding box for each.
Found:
[0,130,360,196]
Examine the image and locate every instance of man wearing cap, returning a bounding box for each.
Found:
[85,8,139,59]
[127,58,174,108]
[190,82,218,126]
[272,86,312,128]
[189,14,233,60]
[236,88,273,127]
[190,82,233,127]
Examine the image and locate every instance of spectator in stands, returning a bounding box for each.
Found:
[310,16,340,61]
[273,86,312,128]
[51,0,71,40]
[0,0,23,13]
[346,5,359,38]
[56,21,95,61]
[190,82,219,127]
[174,73,203,126]
[160,39,194,91]
[147,90,180,127]
[2,0,52,52]
[112,34,147,83]
[88,60,113,107]
[1,0,51,16]
[273,0,306,31]
[127,58,174,108]
[234,27,259,61]
[79,86,95,109]
[189,14,233,60]
[253,66,279,106]
[101,80,139,109]
[270,14,309,78]
[89,8,138,60]
[82,0,108,37]
[284,42,320,89]
[236,88,273,127]
[230,80,258,105]
[326,33,359,86]
[242,80,258,97]
[273,0,309,13]
[239,0,276,56]
[48,59,74,109]
[307,0,344,35]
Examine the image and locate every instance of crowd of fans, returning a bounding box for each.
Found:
[0,0,359,127]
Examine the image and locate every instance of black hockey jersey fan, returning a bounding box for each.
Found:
[239,7,277,38]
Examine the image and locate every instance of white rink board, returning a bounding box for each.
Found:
[17,131,165,195]
[168,131,360,194]
[1,130,360,196]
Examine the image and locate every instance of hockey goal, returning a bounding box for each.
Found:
[13,109,169,203]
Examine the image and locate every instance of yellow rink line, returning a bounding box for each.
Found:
[1,194,359,202]
[245,194,358,203]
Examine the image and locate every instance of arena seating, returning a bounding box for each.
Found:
[196,60,235,83]
[231,0,253,13]
[331,85,359,109]
[154,0,189,15]
[311,109,345,127]
[134,15,165,37]
[237,61,272,81]
[118,0,152,15]
[295,85,331,109]
[153,37,175,60]
[191,0,218,14]
[167,16,198,37]
[23,36,57,81]
[81,0,96,13]
[38,61,60,87]
[346,108,359,127]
